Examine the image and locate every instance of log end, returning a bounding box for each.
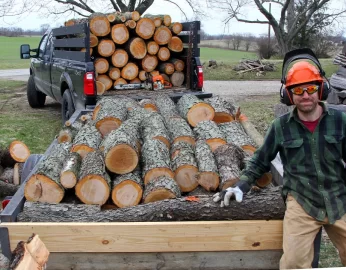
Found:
[213,113,235,124]
[111,180,143,208]
[256,172,273,188]
[71,145,95,159]
[206,138,227,152]
[241,145,257,155]
[9,140,31,162]
[220,178,239,191]
[105,144,139,174]
[153,136,170,149]
[196,172,220,192]
[75,174,110,205]
[187,103,215,127]
[173,136,196,147]
[96,117,122,137]
[174,165,199,192]
[144,168,175,185]
[57,131,72,144]
[143,189,176,203]
[60,171,77,189]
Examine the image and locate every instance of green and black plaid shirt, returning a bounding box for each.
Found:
[237,102,346,224]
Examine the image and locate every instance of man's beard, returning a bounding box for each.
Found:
[295,99,318,113]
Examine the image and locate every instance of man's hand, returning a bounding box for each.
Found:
[212,186,243,207]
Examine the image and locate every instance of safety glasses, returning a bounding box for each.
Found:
[290,85,319,95]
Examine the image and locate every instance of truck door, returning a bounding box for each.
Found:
[40,33,54,96]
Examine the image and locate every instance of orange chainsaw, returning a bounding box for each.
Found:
[152,75,172,90]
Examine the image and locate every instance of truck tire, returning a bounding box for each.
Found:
[62,90,75,123]
[27,75,46,108]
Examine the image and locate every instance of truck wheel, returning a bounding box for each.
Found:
[62,90,75,123]
[27,75,46,108]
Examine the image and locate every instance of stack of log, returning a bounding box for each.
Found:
[233,59,276,74]
[327,48,346,104]
[0,141,30,198]
[24,94,272,208]
[64,12,186,95]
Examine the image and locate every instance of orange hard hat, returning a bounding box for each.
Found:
[285,61,323,88]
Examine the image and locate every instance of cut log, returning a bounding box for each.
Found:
[142,55,158,72]
[153,93,179,119]
[256,172,273,188]
[135,18,155,39]
[130,78,141,83]
[147,41,159,55]
[79,113,92,123]
[170,71,185,87]
[160,73,170,83]
[114,115,142,152]
[166,116,195,146]
[90,14,111,37]
[24,143,71,203]
[171,141,198,192]
[92,97,115,120]
[96,81,106,95]
[143,175,181,203]
[81,47,93,55]
[0,148,16,168]
[60,152,82,189]
[71,122,102,158]
[127,37,147,59]
[169,22,183,35]
[94,58,109,74]
[194,120,226,152]
[97,39,115,57]
[0,167,14,184]
[150,70,160,77]
[157,47,170,61]
[123,11,140,21]
[168,36,183,52]
[239,114,263,148]
[111,49,129,68]
[154,26,172,45]
[108,67,121,80]
[113,78,128,86]
[158,62,175,75]
[58,121,83,143]
[169,58,185,72]
[90,33,99,47]
[125,19,137,29]
[205,96,236,124]
[177,94,215,127]
[141,112,171,148]
[111,172,143,208]
[121,62,139,80]
[107,13,126,24]
[141,139,174,185]
[139,70,147,81]
[75,151,111,205]
[144,14,171,27]
[195,140,219,191]
[8,141,30,163]
[143,15,162,27]
[13,162,24,185]
[139,99,158,112]
[111,24,129,45]
[96,74,113,91]
[0,180,19,197]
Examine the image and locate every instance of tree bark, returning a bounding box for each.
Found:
[157,47,170,61]
[121,62,139,80]
[0,180,19,197]
[60,152,82,189]
[168,36,183,52]
[111,24,129,45]
[136,18,155,39]
[127,37,147,59]
[90,14,111,37]
[154,26,172,45]
[94,58,109,74]
[194,120,226,152]
[141,112,170,148]
[141,55,158,72]
[97,39,115,57]
[139,99,158,112]
[147,41,159,55]
[205,96,236,124]
[153,93,179,119]
[143,175,181,203]
[0,167,14,184]
[113,115,142,151]
[165,116,195,145]
[96,74,113,91]
[239,114,263,148]
[170,71,184,87]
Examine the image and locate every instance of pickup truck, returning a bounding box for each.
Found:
[20,21,209,123]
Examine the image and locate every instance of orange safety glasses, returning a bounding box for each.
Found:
[290,85,319,95]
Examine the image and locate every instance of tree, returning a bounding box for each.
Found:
[209,0,346,55]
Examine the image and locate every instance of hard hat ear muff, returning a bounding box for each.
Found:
[280,84,295,106]
[320,80,330,101]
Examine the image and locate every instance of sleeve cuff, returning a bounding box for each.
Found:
[234,180,251,193]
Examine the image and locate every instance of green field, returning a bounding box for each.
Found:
[200,47,257,64]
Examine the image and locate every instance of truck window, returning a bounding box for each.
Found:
[43,34,53,60]
[38,35,48,58]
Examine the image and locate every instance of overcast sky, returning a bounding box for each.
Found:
[0,0,345,36]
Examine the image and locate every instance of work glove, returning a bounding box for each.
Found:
[212,186,243,207]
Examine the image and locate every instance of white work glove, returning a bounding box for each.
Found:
[212,186,243,207]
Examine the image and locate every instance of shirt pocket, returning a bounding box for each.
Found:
[282,138,304,165]
[324,135,343,161]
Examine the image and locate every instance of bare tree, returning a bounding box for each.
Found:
[231,34,242,50]
[209,0,346,55]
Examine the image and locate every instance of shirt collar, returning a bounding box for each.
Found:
[286,102,331,123]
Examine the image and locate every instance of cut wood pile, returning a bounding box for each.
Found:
[23,94,275,218]
[327,48,346,104]
[63,12,187,94]
[0,141,30,198]
[233,59,276,75]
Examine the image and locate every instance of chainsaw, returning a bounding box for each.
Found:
[113,73,172,91]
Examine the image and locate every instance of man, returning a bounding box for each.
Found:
[213,60,346,269]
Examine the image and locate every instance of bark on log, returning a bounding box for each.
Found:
[169,22,183,35]
[139,99,158,112]
[0,180,19,197]
[143,175,181,203]
[111,49,129,68]
[170,141,198,192]
[90,33,99,47]
[0,167,14,183]
[24,143,71,203]
[194,120,226,152]
[195,140,219,191]
[94,58,109,74]
[124,11,140,21]
[165,116,195,145]
[111,24,129,45]
[96,74,113,91]
[147,41,159,55]
[141,112,171,148]
[154,26,172,45]
[18,186,285,222]
[112,115,142,151]
[60,152,82,189]
[127,37,147,59]
[239,114,263,148]
[205,96,236,124]
[90,14,111,37]
[136,18,155,40]
[177,94,215,127]
[170,71,184,87]
[108,67,121,80]
[168,36,183,52]
[141,139,174,185]
[13,162,24,185]
[107,13,126,24]
[96,81,106,95]
[76,151,111,205]
[142,55,158,72]
[153,93,179,119]
[125,19,137,30]
[157,47,170,61]
[169,58,185,72]
[111,172,143,208]
[158,63,175,75]
[97,39,116,57]
[121,62,139,80]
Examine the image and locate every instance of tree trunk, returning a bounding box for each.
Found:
[96,74,113,91]
[165,116,195,146]
[141,112,171,148]
[169,22,183,35]
[111,172,143,208]
[136,18,155,40]
[94,58,109,74]
[157,47,170,61]
[147,41,159,55]
[109,67,121,80]
[195,140,219,192]
[154,26,172,45]
[171,141,198,192]
[205,96,236,124]
[24,143,71,203]
[13,162,24,185]
[177,94,215,127]
[170,71,184,87]
[153,93,179,119]
[194,120,226,152]
[90,14,111,37]
[111,24,129,45]
[141,139,173,185]
[168,36,183,52]
[169,58,185,72]
[60,152,82,189]
[143,175,181,203]
[158,63,175,75]
[139,99,158,112]
[141,54,158,72]
[111,49,129,68]
[76,151,111,205]
[90,33,99,47]
[97,39,115,57]
[96,81,106,95]
[121,62,139,80]
[125,19,137,29]
[127,37,147,59]
[0,180,19,197]
[0,167,14,184]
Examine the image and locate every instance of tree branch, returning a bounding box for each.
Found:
[128,0,137,11]
[115,0,128,12]
[135,0,154,14]
[279,0,291,31]
[53,0,94,13]
[109,0,120,12]
[163,0,188,19]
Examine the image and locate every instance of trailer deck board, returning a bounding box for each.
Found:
[1,220,283,253]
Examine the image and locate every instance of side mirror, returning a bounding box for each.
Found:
[20,44,31,59]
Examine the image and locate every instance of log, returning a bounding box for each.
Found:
[150,70,160,77]
[153,93,179,119]
[80,47,93,55]
[0,180,19,197]
[171,141,198,192]
[165,116,195,145]
[96,81,106,95]
[195,140,219,191]
[141,139,174,185]
[114,115,142,151]
[130,78,141,83]
[143,175,181,203]
[58,121,83,143]
[111,172,143,208]
[147,41,159,55]
[24,143,71,203]
[75,151,111,205]
[143,15,162,27]
[9,141,30,163]
[135,18,155,39]
[160,73,170,83]
[0,167,14,183]
[0,148,16,168]
[90,14,111,37]
[60,152,82,189]
[114,78,128,86]
[139,99,158,112]
[139,70,147,81]
[158,62,175,75]
[90,33,99,47]
[111,49,129,68]
[194,120,226,152]
[107,13,126,24]
[177,94,215,127]
[94,58,109,74]
[154,26,172,45]
[108,67,121,80]
[157,47,170,61]
[96,74,113,91]
[141,112,171,148]
[121,62,139,80]
[124,11,140,21]
[125,19,137,29]
[169,22,183,35]
[144,14,171,27]
[93,97,116,120]
[97,39,115,57]
[168,36,183,52]
[170,71,184,87]
[111,24,129,45]
[205,96,236,124]
[169,58,185,72]
[13,162,24,185]
[141,55,158,72]
[239,114,263,148]
[18,186,286,222]
[127,37,147,59]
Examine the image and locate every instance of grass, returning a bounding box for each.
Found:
[319,237,344,268]
[200,47,257,64]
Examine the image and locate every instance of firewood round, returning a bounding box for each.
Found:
[111,49,129,68]
[111,24,129,45]
[97,39,116,57]
[90,16,111,37]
